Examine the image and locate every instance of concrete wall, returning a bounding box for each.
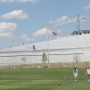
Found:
[0,34,90,66]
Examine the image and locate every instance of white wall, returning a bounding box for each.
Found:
[0,34,90,66]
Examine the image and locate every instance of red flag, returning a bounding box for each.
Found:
[52,30,58,36]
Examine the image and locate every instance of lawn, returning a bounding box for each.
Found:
[0,68,89,90]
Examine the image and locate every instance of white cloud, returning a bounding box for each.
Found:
[0,22,16,39]
[1,10,28,19]
[20,33,34,42]
[0,0,40,3]
[33,27,49,37]
[49,16,68,25]
[0,0,14,2]
[84,3,90,10]
[33,27,61,37]
[18,0,40,3]
[49,15,87,26]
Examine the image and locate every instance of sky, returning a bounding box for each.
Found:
[0,0,90,48]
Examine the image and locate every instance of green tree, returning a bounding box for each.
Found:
[73,54,80,63]
[21,57,26,64]
[42,52,47,63]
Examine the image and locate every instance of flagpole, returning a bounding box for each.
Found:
[47,28,49,68]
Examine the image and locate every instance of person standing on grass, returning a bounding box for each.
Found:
[86,67,90,82]
[73,67,78,82]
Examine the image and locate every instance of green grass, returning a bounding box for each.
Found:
[0,68,89,90]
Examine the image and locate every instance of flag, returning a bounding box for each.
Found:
[52,30,58,36]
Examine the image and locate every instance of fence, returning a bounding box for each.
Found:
[0,62,90,69]
[0,48,90,68]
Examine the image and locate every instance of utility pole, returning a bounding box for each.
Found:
[47,29,50,68]
[77,14,80,31]
[76,14,87,31]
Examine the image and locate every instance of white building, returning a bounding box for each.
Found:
[0,30,90,66]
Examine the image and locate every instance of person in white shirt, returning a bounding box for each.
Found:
[86,67,90,82]
[73,67,78,82]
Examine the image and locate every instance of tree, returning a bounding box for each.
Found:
[21,57,27,64]
[73,54,80,63]
[42,52,47,63]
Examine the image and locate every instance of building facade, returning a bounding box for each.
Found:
[0,30,90,66]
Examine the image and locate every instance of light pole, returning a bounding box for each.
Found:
[47,29,50,68]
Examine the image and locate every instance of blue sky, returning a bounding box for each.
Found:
[0,0,90,48]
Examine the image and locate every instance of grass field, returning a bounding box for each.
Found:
[0,67,90,90]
